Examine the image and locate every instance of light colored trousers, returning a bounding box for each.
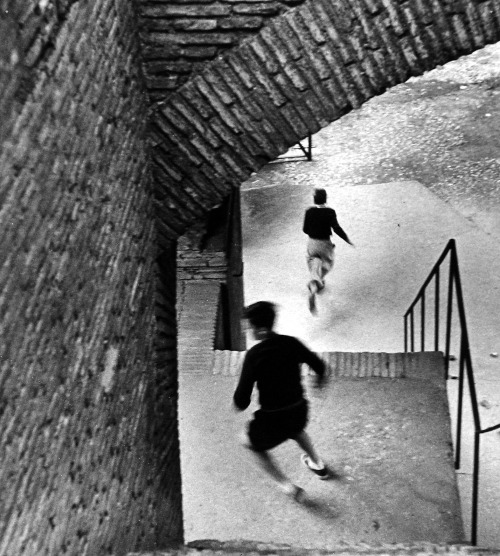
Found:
[307,238,335,288]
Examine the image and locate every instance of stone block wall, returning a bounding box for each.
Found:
[176,190,244,350]
[136,0,308,100]
[0,1,182,555]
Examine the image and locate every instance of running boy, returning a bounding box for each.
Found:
[233,301,331,501]
[303,188,354,314]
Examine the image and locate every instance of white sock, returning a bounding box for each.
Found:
[279,481,297,495]
[305,456,324,470]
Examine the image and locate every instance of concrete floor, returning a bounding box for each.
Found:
[178,353,464,548]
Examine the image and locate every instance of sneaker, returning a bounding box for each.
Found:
[281,483,306,503]
[301,454,330,480]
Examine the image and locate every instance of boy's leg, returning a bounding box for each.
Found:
[294,430,331,480]
[319,245,335,287]
[251,450,305,501]
[252,450,289,484]
[240,427,305,500]
[293,430,324,467]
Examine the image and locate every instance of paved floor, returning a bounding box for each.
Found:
[179,352,464,548]
[241,178,500,548]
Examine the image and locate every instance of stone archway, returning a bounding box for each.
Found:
[150,0,500,238]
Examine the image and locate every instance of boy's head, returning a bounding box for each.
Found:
[243,301,276,331]
[313,188,327,205]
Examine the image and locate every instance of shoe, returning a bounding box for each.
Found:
[281,483,306,503]
[289,485,306,503]
[301,454,330,480]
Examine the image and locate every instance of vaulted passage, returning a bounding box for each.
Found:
[150,0,500,240]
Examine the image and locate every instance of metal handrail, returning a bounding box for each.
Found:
[404,238,500,545]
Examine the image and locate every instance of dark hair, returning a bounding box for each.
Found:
[243,301,276,329]
[313,188,327,205]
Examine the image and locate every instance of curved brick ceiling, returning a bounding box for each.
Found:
[149,0,500,239]
[138,0,309,100]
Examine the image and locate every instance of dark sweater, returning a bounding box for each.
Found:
[233,333,325,411]
[303,206,350,244]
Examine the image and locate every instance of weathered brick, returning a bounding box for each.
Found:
[218,16,263,30]
[451,14,473,51]
[214,62,264,119]
[465,3,487,49]
[428,0,461,57]
[173,19,219,32]
[238,43,288,106]
[180,45,218,59]
[194,75,243,131]
[233,3,281,16]
[249,36,280,75]
[140,5,231,17]
[476,0,500,42]
[152,32,237,46]
[298,5,327,44]
[179,83,215,119]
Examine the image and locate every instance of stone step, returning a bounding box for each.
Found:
[212,350,443,379]
[126,539,499,555]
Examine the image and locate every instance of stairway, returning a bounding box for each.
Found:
[211,350,433,379]
[177,350,464,550]
[124,539,500,556]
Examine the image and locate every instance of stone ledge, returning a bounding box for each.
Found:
[126,539,500,555]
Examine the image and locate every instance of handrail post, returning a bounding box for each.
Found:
[421,293,425,351]
[445,258,454,379]
[404,315,408,352]
[471,430,480,545]
[455,333,465,470]
[410,310,414,352]
[435,267,440,352]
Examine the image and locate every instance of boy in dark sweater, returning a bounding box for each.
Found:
[233,301,331,501]
[303,188,354,314]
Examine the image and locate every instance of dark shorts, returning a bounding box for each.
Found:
[247,399,308,452]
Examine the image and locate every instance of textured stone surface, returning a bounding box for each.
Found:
[178,351,465,547]
[137,0,307,99]
[127,541,500,555]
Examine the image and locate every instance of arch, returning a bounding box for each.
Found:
[150,0,500,239]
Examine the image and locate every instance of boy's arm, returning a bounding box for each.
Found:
[330,210,353,246]
[302,209,311,236]
[233,356,255,411]
[297,340,326,381]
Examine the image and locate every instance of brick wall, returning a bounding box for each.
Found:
[150,0,500,236]
[0,1,182,555]
[136,0,308,100]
